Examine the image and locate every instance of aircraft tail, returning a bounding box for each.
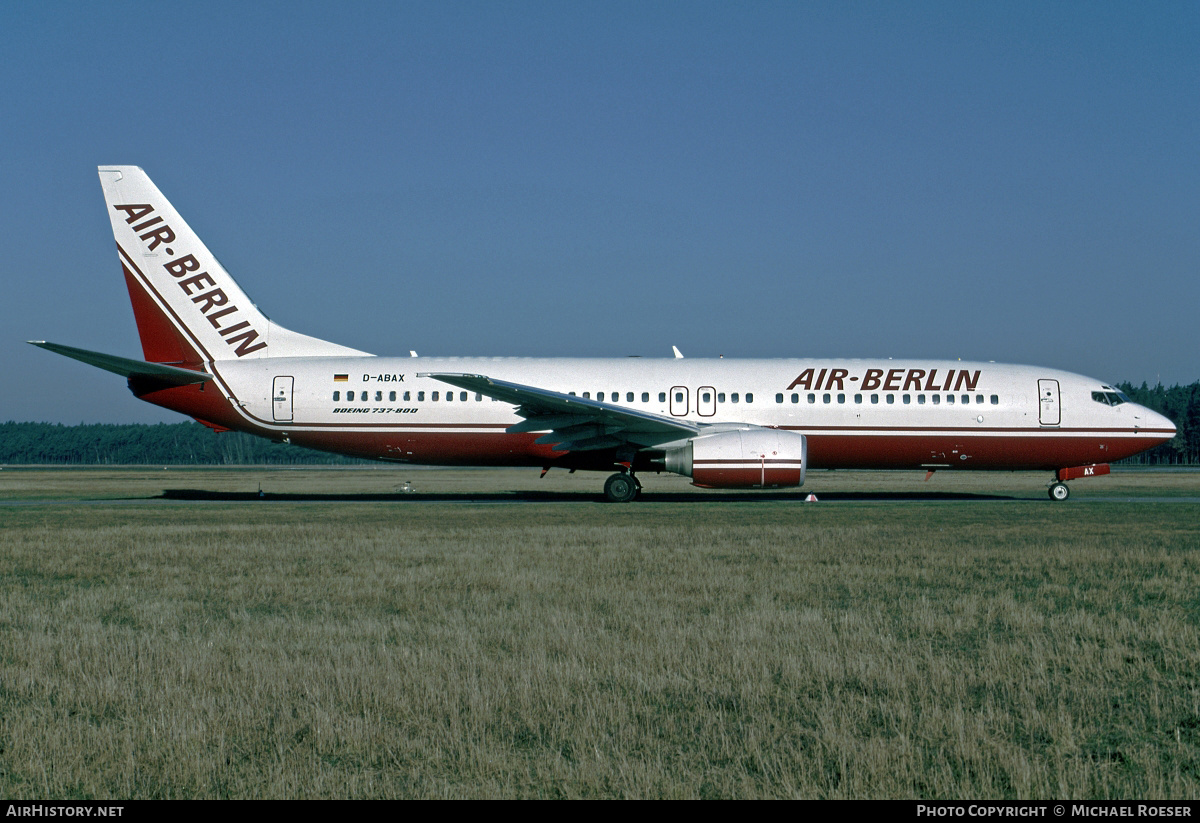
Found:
[98,166,369,365]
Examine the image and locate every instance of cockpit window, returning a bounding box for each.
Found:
[1092,391,1128,406]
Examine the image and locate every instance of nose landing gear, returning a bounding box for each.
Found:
[1048,463,1110,501]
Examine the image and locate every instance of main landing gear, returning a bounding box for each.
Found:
[603,471,642,503]
[1048,482,1070,501]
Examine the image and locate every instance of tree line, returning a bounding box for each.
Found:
[0,422,368,465]
[1115,381,1200,465]
[2,380,1197,465]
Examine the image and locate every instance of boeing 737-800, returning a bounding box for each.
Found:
[30,167,1176,501]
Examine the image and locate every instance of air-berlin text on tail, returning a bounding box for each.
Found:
[113,203,267,357]
[787,367,982,393]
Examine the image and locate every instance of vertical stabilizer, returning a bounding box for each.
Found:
[98,166,370,363]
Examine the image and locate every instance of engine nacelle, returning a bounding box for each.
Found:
[663,429,807,489]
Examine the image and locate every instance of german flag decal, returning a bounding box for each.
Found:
[333,374,348,382]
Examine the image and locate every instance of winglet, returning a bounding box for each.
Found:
[672,345,684,359]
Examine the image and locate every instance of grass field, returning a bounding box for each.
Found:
[1,468,1198,798]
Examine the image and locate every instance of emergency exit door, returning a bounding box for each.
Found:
[273,376,294,422]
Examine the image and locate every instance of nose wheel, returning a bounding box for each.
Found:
[604,471,641,503]
[1048,482,1070,501]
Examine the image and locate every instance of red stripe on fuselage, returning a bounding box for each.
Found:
[119,405,1172,472]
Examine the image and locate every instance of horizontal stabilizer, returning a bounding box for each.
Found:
[28,341,213,386]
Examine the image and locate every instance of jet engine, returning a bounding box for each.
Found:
[662,429,807,489]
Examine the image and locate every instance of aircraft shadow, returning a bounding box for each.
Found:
[157,488,1024,503]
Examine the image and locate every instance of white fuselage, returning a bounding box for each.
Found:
[163,355,1173,473]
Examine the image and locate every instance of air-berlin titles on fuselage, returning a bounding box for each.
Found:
[113,203,267,357]
[787,367,982,393]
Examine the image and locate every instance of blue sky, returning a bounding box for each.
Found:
[4,1,1197,424]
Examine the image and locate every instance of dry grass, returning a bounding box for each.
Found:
[0,469,1198,798]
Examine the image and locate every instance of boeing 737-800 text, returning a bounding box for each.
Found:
[30,167,1176,501]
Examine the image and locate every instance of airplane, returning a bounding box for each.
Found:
[30,166,1176,502]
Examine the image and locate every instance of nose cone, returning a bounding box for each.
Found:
[1140,406,1177,444]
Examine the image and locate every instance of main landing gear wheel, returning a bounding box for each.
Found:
[1048,482,1070,501]
[604,472,639,503]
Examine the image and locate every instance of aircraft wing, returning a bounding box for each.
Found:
[28,341,213,386]
[421,372,703,452]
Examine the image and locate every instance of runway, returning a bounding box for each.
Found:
[2,467,1197,506]
[4,490,1200,505]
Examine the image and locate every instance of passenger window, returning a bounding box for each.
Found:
[807,393,816,404]
[627,392,634,402]
[932,394,940,405]
[333,391,340,401]
[659,392,666,403]
[476,393,482,401]
[731,393,739,403]
[903,394,911,404]
[583,392,591,399]
[674,392,684,403]
[460,392,468,401]
[446,391,453,401]
[641,392,649,402]
[822,393,830,404]
[417,391,425,401]
[990,395,999,405]
[918,394,925,404]
[718,393,726,403]
[837,393,845,404]
[404,391,411,401]
[702,392,712,403]
[946,394,954,404]
[776,393,784,403]
[871,394,879,404]
[886,394,895,404]
[376,391,383,402]
[596,392,605,401]
[854,394,862,404]
[791,393,799,404]
[432,391,439,401]
[746,393,753,403]
[975,395,984,404]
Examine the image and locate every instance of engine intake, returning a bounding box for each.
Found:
[663,429,807,489]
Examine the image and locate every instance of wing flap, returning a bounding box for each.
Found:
[548,435,628,452]
[506,414,593,434]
